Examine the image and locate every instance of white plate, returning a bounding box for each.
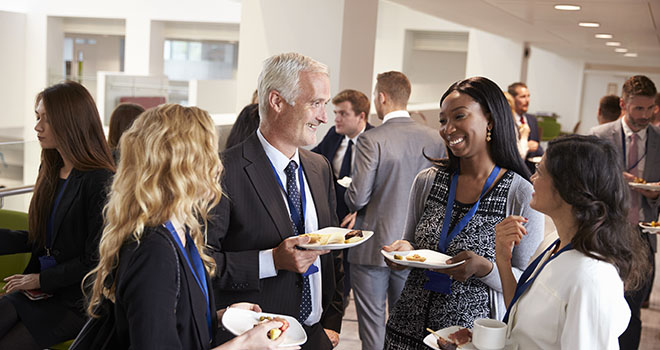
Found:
[337,176,352,188]
[639,222,660,234]
[628,182,660,191]
[297,227,373,250]
[527,156,542,164]
[423,326,518,350]
[381,249,465,269]
[221,308,306,347]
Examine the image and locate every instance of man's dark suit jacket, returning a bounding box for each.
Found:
[114,227,217,349]
[0,168,112,346]
[524,113,544,173]
[208,133,344,348]
[311,123,374,220]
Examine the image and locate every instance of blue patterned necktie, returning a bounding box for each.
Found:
[284,161,312,322]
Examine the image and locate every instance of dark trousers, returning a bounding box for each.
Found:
[619,234,656,350]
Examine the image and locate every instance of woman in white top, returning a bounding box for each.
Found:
[495,134,650,349]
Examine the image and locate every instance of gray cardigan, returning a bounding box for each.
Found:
[401,166,544,320]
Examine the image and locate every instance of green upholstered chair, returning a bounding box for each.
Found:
[537,115,562,142]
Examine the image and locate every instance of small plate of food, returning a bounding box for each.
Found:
[298,227,373,250]
[380,249,465,269]
[423,326,518,350]
[221,307,306,347]
[337,176,352,188]
[424,326,474,349]
[628,178,660,191]
[639,221,660,234]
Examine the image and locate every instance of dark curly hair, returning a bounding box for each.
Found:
[544,134,650,291]
[430,76,530,181]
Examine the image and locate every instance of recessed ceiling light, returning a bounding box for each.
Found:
[624,53,638,57]
[606,41,621,47]
[615,48,628,53]
[555,4,581,11]
[579,22,600,28]
[595,33,613,39]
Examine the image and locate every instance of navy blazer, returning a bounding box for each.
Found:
[311,123,374,219]
[208,133,344,348]
[524,113,544,173]
[114,226,217,350]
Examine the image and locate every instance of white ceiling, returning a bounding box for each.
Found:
[390,0,660,69]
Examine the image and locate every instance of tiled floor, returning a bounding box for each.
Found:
[336,221,660,350]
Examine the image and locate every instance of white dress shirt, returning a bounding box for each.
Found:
[332,125,367,179]
[513,112,530,159]
[382,109,410,124]
[255,129,323,326]
[507,249,630,349]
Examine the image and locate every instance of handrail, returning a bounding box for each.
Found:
[0,185,34,198]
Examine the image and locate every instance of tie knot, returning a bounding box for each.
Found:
[348,139,354,146]
[631,133,639,142]
[285,160,298,176]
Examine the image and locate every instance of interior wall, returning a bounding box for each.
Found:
[526,46,585,133]
[465,29,523,90]
[0,11,26,130]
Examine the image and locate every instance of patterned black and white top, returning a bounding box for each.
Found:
[384,166,542,350]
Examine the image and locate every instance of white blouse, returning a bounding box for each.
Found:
[507,249,630,349]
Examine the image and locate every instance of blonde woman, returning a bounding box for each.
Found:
[503,91,530,160]
[85,104,292,349]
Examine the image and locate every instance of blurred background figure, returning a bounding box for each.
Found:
[652,93,660,127]
[107,102,145,162]
[503,91,530,160]
[597,95,622,125]
[225,103,259,150]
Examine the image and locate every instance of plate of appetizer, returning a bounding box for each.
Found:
[298,227,373,250]
[423,326,517,350]
[628,178,660,191]
[381,249,465,269]
[221,307,306,347]
[639,221,660,234]
[337,176,352,188]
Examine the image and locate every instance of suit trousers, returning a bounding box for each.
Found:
[619,232,656,350]
[351,264,409,350]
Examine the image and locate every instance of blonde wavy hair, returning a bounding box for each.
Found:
[85,104,223,316]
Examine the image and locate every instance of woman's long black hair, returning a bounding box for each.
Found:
[544,134,650,291]
[430,76,530,181]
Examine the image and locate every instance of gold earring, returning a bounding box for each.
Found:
[486,128,492,142]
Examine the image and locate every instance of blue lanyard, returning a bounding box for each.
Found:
[424,165,500,294]
[503,238,573,323]
[45,176,70,254]
[268,159,306,235]
[621,128,647,172]
[164,221,212,342]
[438,165,501,253]
[267,159,318,277]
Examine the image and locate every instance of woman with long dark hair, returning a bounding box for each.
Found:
[383,77,543,349]
[0,81,114,349]
[496,135,649,348]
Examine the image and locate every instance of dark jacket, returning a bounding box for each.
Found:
[311,123,374,219]
[114,226,217,350]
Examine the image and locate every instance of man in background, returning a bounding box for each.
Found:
[591,75,659,350]
[344,71,445,350]
[597,94,622,125]
[312,89,374,303]
[508,82,543,173]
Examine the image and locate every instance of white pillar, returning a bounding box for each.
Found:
[124,17,151,75]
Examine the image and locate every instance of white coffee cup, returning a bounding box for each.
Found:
[472,318,507,350]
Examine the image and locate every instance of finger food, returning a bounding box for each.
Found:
[256,316,289,340]
[406,253,426,262]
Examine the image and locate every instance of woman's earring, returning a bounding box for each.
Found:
[486,128,492,142]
